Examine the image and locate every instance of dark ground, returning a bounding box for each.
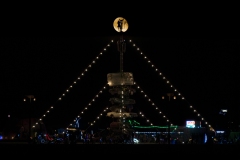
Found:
[0,144,239,155]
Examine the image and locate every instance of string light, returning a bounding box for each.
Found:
[85,107,154,130]
[84,107,109,131]
[35,40,114,127]
[138,110,154,125]
[129,39,214,131]
[67,83,109,128]
[134,82,173,126]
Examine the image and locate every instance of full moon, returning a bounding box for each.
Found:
[113,17,128,32]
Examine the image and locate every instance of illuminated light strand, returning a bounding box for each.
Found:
[85,107,109,131]
[86,107,154,130]
[35,40,114,127]
[138,110,154,126]
[67,83,109,128]
[57,40,114,102]
[129,39,214,131]
[134,82,173,126]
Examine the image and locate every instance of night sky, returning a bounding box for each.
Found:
[1,17,240,132]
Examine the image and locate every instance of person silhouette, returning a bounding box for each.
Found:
[117,19,124,32]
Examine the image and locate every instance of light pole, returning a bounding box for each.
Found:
[23,95,36,142]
